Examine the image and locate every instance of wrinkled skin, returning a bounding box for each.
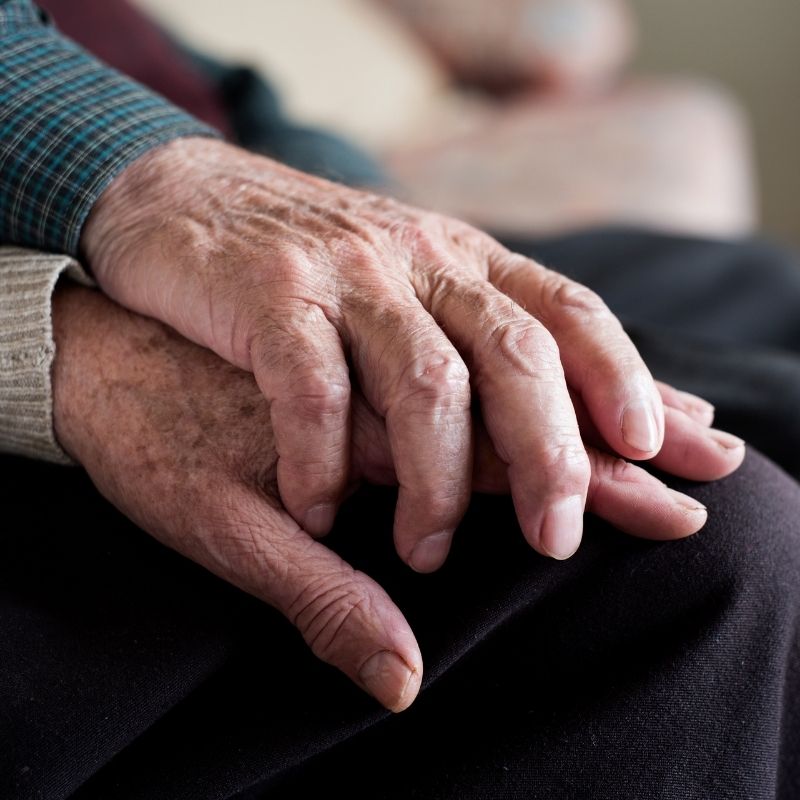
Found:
[83,137,682,572]
[52,286,744,712]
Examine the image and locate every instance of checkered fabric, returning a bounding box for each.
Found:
[0,0,219,255]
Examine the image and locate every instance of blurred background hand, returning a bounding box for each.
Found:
[380,0,635,95]
[134,0,800,244]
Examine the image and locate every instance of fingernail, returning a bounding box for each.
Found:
[622,400,660,454]
[667,488,707,514]
[707,429,746,451]
[540,495,584,560]
[358,650,417,712]
[304,503,335,537]
[408,531,451,573]
[678,390,715,421]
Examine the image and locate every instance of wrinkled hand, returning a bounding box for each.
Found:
[52,286,743,712]
[84,138,702,570]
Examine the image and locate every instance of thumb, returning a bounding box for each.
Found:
[207,485,423,712]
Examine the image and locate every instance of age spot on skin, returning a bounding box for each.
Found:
[239,403,257,418]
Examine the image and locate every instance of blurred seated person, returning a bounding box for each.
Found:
[377,0,755,237]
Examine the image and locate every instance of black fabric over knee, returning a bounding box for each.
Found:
[254,452,800,800]
[25,451,792,800]
[3,230,800,799]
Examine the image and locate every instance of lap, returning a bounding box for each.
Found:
[5,229,800,798]
[2,447,798,799]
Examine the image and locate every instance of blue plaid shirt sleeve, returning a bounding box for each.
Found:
[0,0,220,255]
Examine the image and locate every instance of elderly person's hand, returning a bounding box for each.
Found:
[52,285,742,712]
[84,138,680,571]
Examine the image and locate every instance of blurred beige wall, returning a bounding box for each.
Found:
[136,0,800,245]
[134,0,446,147]
[630,0,800,245]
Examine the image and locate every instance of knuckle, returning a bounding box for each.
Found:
[393,220,436,256]
[483,316,562,381]
[322,235,381,280]
[433,279,564,379]
[439,217,492,257]
[496,316,559,360]
[609,456,641,484]
[543,273,612,320]
[539,438,592,488]
[446,219,486,251]
[426,269,462,306]
[397,216,488,276]
[288,574,372,661]
[396,351,471,408]
[491,250,544,285]
[250,304,339,374]
[237,266,303,322]
[286,374,350,421]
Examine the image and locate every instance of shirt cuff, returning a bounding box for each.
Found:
[0,246,92,464]
[0,0,220,255]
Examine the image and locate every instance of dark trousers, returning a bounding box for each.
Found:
[3,231,800,799]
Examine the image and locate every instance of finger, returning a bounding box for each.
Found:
[650,406,745,481]
[204,484,422,712]
[586,447,708,539]
[346,295,473,573]
[249,302,351,537]
[471,403,743,501]
[423,273,591,561]
[471,417,511,494]
[351,397,715,542]
[352,405,709,541]
[355,375,741,504]
[490,249,665,461]
[656,381,716,427]
[351,391,400,487]
[461,406,744,500]
[573,387,744,482]
[352,389,510,495]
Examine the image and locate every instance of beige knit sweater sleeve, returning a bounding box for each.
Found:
[0,247,95,464]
